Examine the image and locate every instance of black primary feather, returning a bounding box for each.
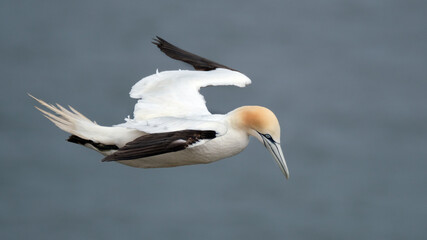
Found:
[102,130,217,162]
[67,135,119,151]
[152,36,236,71]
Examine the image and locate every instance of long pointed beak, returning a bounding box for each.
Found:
[263,139,290,179]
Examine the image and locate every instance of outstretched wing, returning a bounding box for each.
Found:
[130,68,251,120]
[112,115,227,161]
[153,36,235,71]
[102,129,216,161]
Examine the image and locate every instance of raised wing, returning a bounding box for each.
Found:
[130,68,251,120]
[102,130,216,162]
[153,36,235,71]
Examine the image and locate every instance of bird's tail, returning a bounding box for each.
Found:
[29,94,140,154]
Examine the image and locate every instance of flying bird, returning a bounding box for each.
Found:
[31,37,289,179]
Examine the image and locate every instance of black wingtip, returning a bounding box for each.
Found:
[152,36,170,50]
[68,135,119,151]
[101,156,112,162]
[151,36,236,71]
[152,36,162,47]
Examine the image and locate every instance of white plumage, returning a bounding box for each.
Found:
[31,37,289,179]
[130,68,251,120]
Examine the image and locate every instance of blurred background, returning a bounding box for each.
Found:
[1,0,426,239]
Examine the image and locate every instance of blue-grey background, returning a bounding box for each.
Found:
[1,0,426,239]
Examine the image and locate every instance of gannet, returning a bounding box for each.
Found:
[31,37,289,179]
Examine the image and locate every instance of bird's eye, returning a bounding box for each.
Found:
[264,134,274,142]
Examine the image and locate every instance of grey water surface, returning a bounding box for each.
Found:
[1,0,427,239]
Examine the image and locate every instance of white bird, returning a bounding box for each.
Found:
[31,37,289,179]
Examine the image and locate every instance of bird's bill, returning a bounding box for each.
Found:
[263,139,290,179]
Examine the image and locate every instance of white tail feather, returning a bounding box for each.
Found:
[29,94,141,148]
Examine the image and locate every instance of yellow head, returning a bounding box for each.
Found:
[231,106,289,179]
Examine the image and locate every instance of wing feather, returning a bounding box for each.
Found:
[102,130,216,161]
[153,36,235,71]
[129,69,251,120]
[117,115,228,136]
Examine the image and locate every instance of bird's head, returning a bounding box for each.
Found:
[231,106,289,179]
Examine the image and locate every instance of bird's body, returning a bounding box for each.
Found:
[31,37,290,179]
[119,117,250,168]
